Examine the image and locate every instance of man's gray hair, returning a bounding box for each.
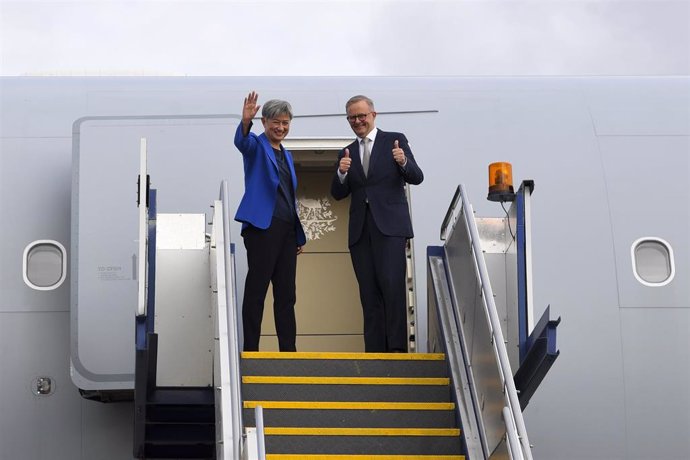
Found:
[346,95,375,111]
[262,99,293,119]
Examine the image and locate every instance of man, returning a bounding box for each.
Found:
[331,95,424,352]
[234,91,306,352]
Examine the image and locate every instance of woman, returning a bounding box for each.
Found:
[234,91,306,352]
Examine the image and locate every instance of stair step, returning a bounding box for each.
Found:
[266,456,464,460]
[242,352,447,378]
[244,401,456,428]
[245,401,455,409]
[244,376,449,385]
[145,422,215,443]
[148,404,214,423]
[267,427,460,436]
[149,387,214,406]
[263,427,463,455]
[144,442,214,459]
[243,382,450,403]
[243,352,446,360]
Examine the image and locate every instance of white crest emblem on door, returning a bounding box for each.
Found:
[297,196,338,240]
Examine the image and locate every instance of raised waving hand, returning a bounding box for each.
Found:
[242,91,261,132]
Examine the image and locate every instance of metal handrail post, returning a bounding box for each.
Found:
[255,406,266,460]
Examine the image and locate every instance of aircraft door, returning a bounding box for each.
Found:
[260,147,364,351]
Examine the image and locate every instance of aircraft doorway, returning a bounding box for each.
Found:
[260,140,365,351]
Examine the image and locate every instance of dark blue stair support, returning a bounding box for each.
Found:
[513,180,560,409]
[516,180,533,363]
[132,188,216,459]
[134,188,158,458]
[514,306,560,409]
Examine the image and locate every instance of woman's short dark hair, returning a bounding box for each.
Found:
[262,99,293,119]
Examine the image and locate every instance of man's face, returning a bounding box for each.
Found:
[262,114,291,146]
[346,100,376,138]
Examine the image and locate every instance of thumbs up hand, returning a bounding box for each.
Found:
[392,140,406,165]
[339,148,352,174]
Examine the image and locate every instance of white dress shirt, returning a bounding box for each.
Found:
[338,128,379,182]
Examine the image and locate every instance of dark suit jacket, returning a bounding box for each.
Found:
[234,122,307,246]
[331,129,423,247]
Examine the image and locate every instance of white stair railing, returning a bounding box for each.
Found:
[212,181,244,459]
[441,184,533,460]
[459,186,532,460]
[136,138,148,317]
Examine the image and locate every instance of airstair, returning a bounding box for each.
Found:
[75,139,559,459]
[132,163,225,458]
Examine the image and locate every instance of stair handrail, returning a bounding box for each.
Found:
[427,250,486,459]
[136,138,148,316]
[503,407,523,459]
[213,181,244,459]
[221,180,244,458]
[454,184,533,460]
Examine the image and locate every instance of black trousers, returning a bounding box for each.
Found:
[350,207,408,353]
[242,218,297,352]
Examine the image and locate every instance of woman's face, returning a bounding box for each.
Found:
[262,114,291,147]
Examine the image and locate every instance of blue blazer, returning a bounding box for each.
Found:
[234,122,307,246]
[331,129,423,247]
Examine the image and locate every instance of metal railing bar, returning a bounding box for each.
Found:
[458,183,532,460]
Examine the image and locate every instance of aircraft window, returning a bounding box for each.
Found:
[631,237,674,287]
[23,240,67,290]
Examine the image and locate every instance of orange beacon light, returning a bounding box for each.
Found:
[487,162,515,202]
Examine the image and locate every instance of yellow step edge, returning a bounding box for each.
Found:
[246,401,455,410]
[242,376,449,385]
[244,401,455,410]
[242,351,445,361]
[264,427,461,436]
[267,456,464,460]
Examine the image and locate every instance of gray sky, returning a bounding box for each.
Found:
[1,0,688,76]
